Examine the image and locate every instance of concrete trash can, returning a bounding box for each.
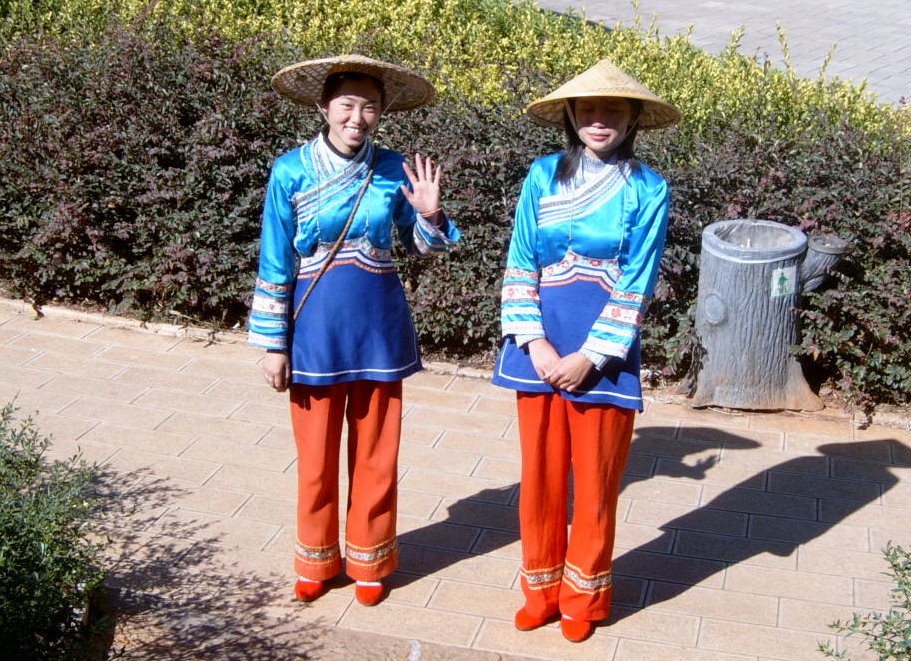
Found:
[690,219,847,411]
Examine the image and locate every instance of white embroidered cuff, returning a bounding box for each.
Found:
[514,334,544,348]
[579,347,609,370]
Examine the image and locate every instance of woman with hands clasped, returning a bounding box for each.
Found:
[248,55,459,607]
[492,59,681,642]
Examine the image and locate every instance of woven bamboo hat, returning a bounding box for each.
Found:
[526,58,681,130]
[271,54,435,112]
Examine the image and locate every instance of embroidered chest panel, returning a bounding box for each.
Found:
[536,162,628,229]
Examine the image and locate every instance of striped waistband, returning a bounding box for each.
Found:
[298,238,394,277]
[540,252,621,291]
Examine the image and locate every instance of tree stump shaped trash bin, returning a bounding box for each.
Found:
[691,219,848,411]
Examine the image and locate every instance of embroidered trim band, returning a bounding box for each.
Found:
[564,560,613,595]
[294,541,341,566]
[346,537,397,568]
[521,563,564,590]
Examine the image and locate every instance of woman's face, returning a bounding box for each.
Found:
[573,97,635,158]
[320,78,383,155]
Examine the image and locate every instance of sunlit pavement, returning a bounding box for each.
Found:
[3,298,909,659]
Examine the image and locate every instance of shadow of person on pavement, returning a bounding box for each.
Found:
[603,425,763,603]
[390,427,759,589]
[390,426,763,594]
[388,421,906,641]
[608,432,905,627]
[393,485,520,590]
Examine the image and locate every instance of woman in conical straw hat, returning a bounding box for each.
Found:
[492,58,681,642]
[248,54,459,607]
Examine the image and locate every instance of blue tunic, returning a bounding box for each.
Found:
[491,152,670,410]
[248,133,460,385]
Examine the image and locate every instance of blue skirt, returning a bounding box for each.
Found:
[288,247,421,386]
[491,277,644,410]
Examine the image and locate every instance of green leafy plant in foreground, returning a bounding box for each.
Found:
[0,401,105,660]
[818,542,911,660]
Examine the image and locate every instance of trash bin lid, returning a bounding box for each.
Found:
[808,234,849,255]
[702,219,807,263]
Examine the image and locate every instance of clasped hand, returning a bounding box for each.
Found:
[527,338,594,393]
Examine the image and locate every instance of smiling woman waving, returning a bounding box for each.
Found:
[248,55,459,607]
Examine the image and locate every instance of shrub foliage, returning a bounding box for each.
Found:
[818,542,911,660]
[0,403,104,659]
[0,26,309,322]
[2,0,904,140]
[0,2,909,408]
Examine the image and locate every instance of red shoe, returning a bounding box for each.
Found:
[355,581,385,606]
[560,616,595,643]
[294,579,326,602]
[514,607,559,631]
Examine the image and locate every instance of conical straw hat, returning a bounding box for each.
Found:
[526,58,681,130]
[272,54,435,112]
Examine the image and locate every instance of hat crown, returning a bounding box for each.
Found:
[552,59,651,99]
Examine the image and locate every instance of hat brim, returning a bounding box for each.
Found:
[525,59,682,130]
[526,92,682,130]
[271,55,435,112]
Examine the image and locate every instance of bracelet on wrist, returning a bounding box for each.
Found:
[419,207,442,218]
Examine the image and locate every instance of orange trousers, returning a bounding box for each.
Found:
[516,392,635,622]
[289,380,401,583]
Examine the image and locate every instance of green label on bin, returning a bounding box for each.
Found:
[771,266,796,298]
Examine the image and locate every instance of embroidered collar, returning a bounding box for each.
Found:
[291,131,376,210]
[574,151,620,184]
[319,127,357,161]
[314,130,373,175]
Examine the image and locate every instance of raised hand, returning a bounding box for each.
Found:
[401,153,442,219]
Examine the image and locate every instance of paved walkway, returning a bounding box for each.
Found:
[2,297,909,659]
[537,0,910,106]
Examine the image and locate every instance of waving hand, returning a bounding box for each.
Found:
[402,153,442,221]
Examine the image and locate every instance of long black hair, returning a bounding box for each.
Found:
[555,98,643,184]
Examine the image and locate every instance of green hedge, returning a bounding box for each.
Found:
[0,26,298,323]
[641,117,910,405]
[0,5,908,409]
[2,0,905,139]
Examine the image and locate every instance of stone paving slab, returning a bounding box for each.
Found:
[536,0,910,106]
[3,298,910,659]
